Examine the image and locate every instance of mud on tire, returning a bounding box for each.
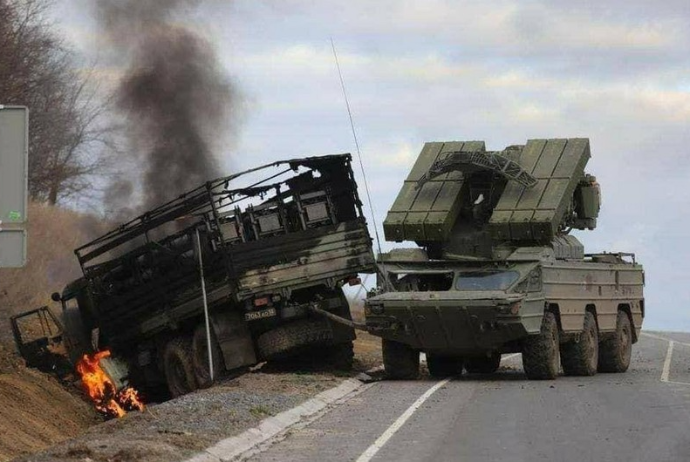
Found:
[383,339,419,380]
[522,311,560,380]
[163,335,198,398]
[561,311,599,376]
[427,355,463,378]
[257,319,333,360]
[598,311,632,373]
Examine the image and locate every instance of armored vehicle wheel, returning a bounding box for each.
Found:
[257,319,333,360]
[598,311,632,373]
[163,335,198,398]
[465,353,501,374]
[427,355,463,378]
[383,339,419,380]
[561,311,599,376]
[522,311,560,380]
[192,325,223,388]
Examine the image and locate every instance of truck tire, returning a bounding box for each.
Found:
[427,355,463,378]
[164,336,198,398]
[257,319,333,360]
[465,353,501,374]
[383,339,419,380]
[522,311,560,380]
[192,325,223,388]
[322,341,355,370]
[561,311,599,376]
[598,311,632,373]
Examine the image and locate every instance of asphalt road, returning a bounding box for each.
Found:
[247,332,690,462]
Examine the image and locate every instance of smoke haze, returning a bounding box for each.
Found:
[97,0,235,214]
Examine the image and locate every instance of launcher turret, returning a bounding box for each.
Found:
[383,139,601,259]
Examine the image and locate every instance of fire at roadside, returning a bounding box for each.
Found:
[76,350,145,419]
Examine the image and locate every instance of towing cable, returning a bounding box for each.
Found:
[307,302,369,332]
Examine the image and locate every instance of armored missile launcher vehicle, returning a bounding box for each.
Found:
[366,139,644,380]
[12,154,375,397]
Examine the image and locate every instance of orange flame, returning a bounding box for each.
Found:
[76,350,145,418]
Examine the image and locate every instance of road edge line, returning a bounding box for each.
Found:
[355,378,451,462]
[184,378,367,462]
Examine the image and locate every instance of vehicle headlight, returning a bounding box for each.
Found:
[497,302,520,315]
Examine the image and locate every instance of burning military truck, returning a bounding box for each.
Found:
[12,154,375,401]
[366,139,644,380]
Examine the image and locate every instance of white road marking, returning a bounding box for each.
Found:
[661,341,675,383]
[640,332,689,384]
[355,378,451,462]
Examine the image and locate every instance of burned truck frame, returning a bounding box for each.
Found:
[16,154,375,397]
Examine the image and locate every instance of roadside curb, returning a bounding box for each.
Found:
[185,378,366,462]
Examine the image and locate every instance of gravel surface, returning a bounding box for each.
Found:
[17,333,383,462]
[17,371,341,462]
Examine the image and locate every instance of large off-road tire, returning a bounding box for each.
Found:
[522,311,560,380]
[257,319,333,360]
[561,311,599,376]
[383,339,419,380]
[192,324,223,388]
[163,335,198,398]
[427,355,463,378]
[598,311,633,373]
[465,353,501,374]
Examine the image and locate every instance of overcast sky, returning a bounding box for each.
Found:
[52,0,690,331]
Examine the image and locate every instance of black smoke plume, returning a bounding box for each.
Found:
[97,0,235,214]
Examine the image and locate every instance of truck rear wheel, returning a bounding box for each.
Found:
[257,319,333,360]
[522,311,560,380]
[561,311,599,376]
[383,339,419,380]
[427,355,463,378]
[322,341,354,370]
[192,325,223,388]
[598,311,632,373]
[465,353,501,374]
[164,335,198,398]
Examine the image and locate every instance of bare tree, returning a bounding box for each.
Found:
[0,0,114,206]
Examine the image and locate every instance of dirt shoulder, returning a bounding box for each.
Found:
[0,345,98,462]
[18,334,383,462]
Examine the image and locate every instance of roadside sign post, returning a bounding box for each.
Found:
[0,105,29,268]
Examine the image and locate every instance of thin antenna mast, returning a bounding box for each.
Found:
[331,38,384,260]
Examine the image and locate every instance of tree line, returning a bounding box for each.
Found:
[0,0,112,206]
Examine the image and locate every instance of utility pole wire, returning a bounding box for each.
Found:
[330,38,384,260]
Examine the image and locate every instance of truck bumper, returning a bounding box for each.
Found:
[366,303,528,354]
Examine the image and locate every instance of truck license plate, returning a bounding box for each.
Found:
[245,307,277,321]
